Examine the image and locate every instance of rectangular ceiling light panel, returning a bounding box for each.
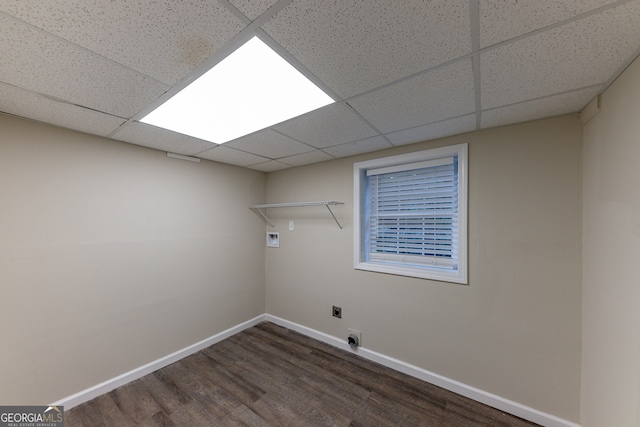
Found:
[141,37,334,144]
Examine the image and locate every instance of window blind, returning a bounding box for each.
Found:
[366,156,458,269]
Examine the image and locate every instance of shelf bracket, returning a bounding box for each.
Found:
[249,201,344,229]
[253,207,275,228]
[324,204,342,229]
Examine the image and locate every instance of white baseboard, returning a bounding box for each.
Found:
[51,314,265,409]
[264,314,581,427]
[52,313,580,427]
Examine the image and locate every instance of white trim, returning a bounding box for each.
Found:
[356,260,466,283]
[366,156,453,176]
[51,314,265,409]
[354,143,465,171]
[264,314,581,427]
[50,313,580,427]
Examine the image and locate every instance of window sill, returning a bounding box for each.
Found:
[355,261,467,284]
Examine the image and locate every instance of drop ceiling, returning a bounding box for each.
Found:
[1,0,639,172]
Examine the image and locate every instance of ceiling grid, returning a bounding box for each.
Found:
[0,0,638,171]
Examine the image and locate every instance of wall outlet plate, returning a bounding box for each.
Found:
[348,328,362,346]
[332,305,342,318]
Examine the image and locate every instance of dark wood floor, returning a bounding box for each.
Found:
[65,322,540,426]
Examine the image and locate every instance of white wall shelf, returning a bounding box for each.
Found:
[249,201,344,229]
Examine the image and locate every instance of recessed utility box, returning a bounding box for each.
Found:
[266,232,280,247]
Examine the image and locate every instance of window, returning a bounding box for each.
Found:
[354,143,467,284]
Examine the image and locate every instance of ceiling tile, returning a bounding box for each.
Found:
[229,0,279,20]
[481,87,600,129]
[247,160,290,172]
[278,150,333,167]
[480,0,618,48]
[1,1,638,172]
[274,103,378,148]
[226,129,314,158]
[386,114,477,146]
[0,0,245,85]
[349,59,475,134]
[263,0,470,98]
[111,122,216,155]
[0,83,125,136]
[481,1,640,109]
[196,145,270,166]
[323,136,392,158]
[0,15,169,118]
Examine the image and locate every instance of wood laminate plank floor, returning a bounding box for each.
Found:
[65,322,541,426]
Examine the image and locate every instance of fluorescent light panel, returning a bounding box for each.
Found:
[141,37,334,144]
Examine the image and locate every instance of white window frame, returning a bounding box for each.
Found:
[353,143,468,284]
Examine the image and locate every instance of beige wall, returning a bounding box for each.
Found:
[265,115,583,422]
[581,57,640,426]
[14,65,640,421]
[0,115,266,404]
[4,53,640,425]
